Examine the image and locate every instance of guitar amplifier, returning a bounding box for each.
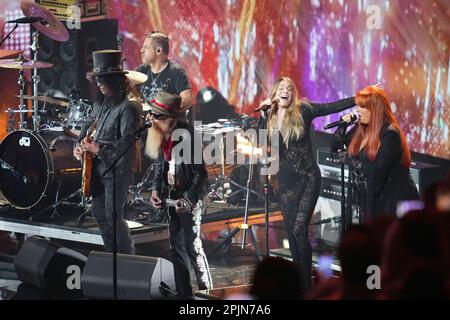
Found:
[317,148,443,195]
[317,149,349,186]
[36,0,107,22]
[314,148,444,245]
[319,177,346,202]
[409,161,443,193]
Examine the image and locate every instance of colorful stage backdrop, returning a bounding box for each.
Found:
[1,0,449,159]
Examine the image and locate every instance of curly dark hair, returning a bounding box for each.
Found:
[94,74,131,105]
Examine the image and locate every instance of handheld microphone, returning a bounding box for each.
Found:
[143,120,152,128]
[131,120,152,141]
[7,17,49,25]
[324,113,359,130]
[254,98,280,112]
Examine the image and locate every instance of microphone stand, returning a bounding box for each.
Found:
[0,23,19,46]
[99,122,150,300]
[261,108,271,257]
[252,104,274,257]
[333,123,350,234]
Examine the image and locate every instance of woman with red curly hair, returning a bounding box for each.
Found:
[342,86,419,220]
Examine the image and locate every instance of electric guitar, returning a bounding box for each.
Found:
[157,185,192,220]
[81,120,97,198]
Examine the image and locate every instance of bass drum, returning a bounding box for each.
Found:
[0,130,81,209]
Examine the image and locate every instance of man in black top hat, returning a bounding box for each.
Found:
[146,91,212,298]
[73,50,141,254]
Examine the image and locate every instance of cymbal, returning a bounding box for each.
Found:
[0,59,53,69]
[16,95,69,107]
[126,70,148,87]
[20,0,69,42]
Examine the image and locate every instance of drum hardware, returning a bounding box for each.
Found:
[196,123,236,203]
[128,164,154,206]
[3,109,38,113]
[30,186,81,221]
[0,2,68,132]
[0,57,55,130]
[64,99,93,137]
[197,123,266,207]
[208,139,262,261]
[30,31,42,132]
[77,196,92,226]
[7,108,15,133]
[16,55,28,130]
[0,56,56,131]
[127,162,163,223]
[1,0,69,132]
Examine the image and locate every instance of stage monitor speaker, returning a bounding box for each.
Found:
[81,251,176,300]
[35,19,118,99]
[14,236,87,299]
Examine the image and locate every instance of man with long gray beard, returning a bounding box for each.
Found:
[145,91,212,299]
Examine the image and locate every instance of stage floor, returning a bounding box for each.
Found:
[0,194,339,300]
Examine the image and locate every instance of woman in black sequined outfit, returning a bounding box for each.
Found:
[259,77,358,293]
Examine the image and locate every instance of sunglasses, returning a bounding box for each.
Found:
[95,76,107,84]
[148,111,168,120]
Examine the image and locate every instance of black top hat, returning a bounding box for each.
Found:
[87,50,128,78]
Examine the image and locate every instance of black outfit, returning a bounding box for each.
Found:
[264,97,356,294]
[340,126,419,221]
[135,60,191,102]
[152,121,212,297]
[78,97,141,254]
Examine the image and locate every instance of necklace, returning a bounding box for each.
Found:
[150,61,169,85]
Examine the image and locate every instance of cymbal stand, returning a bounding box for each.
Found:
[77,195,92,225]
[208,138,261,262]
[30,188,82,221]
[7,108,15,132]
[205,130,263,205]
[207,131,229,201]
[30,31,41,131]
[128,163,154,206]
[17,55,27,130]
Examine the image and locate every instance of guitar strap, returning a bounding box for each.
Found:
[93,101,113,141]
[167,157,176,187]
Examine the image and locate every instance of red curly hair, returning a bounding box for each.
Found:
[348,86,411,167]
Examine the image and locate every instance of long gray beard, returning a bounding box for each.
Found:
[145,126,164,159]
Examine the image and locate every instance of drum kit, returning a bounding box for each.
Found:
[193,117,277,207]
[0,1,90,217]
[0,1,151,221]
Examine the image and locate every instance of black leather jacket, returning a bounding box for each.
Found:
[78,98,141,178]
[152,121,208,206]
